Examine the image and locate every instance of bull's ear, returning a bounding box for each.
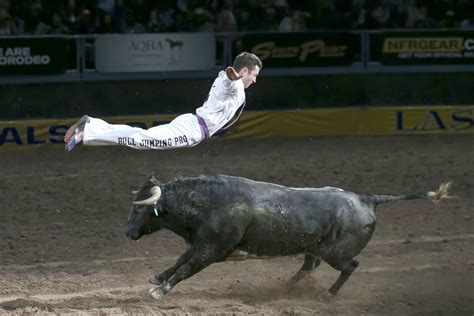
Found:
[148,173,159,183]
[149,174,161,186]
[151,178,161,186]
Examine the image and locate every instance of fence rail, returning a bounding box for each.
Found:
[1,29,473,85]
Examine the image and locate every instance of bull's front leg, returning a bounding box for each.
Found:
[149,248,195,285]
[149,245,227,299]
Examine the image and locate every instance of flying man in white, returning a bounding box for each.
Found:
[64,52,262,151]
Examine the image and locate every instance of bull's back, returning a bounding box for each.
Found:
[169,176,376,257]
[190,175,375,227]
[220,176,376,256]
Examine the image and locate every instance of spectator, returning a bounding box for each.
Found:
[235,0,264,31]
[148,2,176,32]
[0,7,15,35]
[34,15,53,34]
[206,0,220,25]
[174,9,193,31]
[0,0,9,10]
[439,9,457,28]
[127,0,151,27]
[191,7,214,32]
[111,0,129,33]
[22,0,46,34]
[404,0,419,27]
[426,0,450,25]
[97,13,114,33]
[412,3,438,28]
[351,0,368,28]
[125,11,147,33]
[77,8,96,34]
[97,0,114,15]
[47,12,71,34]
[279,10,311,32]
[459,12,473,29]
[262,0,289,11]
[8,1,27,32]
[456,0,474,28]
[62,0,80,33]
[306,0,334,29]
[215,8,238,32]
[332,0,354,29]
[366,0,400,29]
[260,5,282,31]
[176,0,189,13]
[0,0,471,34]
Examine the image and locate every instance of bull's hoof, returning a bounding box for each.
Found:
[285,277,300,289]
[149,283,172,300]
[319,290,336,301]
[149,287,166,299]
[148,275,162,285]
[328,287,339,296]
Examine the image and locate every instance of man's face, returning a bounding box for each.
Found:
[239,66,260,89]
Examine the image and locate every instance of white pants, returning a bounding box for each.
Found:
[83,114,205,150]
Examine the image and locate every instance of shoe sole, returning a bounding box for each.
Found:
[65,136,76,152]
[64,115,89,143]
[65,130,84,152]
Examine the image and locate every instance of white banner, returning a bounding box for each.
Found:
[95,33,215,73]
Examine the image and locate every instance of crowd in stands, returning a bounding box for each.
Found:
[0,0,473,36]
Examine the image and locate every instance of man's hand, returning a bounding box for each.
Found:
[225,66,242,81]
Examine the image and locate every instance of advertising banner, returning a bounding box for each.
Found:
[95,33,215,73]
[0,115,177,151]
[225,106,474,139]
[372,31,474,64]
[0,38,69,74]
[240,32,358,67]
[1,106,472,151]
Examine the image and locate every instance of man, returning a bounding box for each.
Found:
[64,52,262,151]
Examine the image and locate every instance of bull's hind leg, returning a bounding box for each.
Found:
[328,259,359,295]
[288,253,321,285]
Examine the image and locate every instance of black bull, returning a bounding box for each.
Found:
[126,174,451,299]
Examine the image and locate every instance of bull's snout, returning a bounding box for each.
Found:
[126,229,141,241]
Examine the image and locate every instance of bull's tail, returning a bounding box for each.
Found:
[371,181,453,206]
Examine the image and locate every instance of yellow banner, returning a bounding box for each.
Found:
[224,106,474,138]
[1,106,473,151]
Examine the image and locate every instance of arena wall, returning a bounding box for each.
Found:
[1,106,473,151]
[0,73,473,120]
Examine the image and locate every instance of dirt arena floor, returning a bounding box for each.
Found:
[0,135,473,315]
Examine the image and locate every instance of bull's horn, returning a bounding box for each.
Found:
[133,186,161,205]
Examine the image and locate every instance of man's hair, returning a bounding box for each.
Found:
[233,52,262,72]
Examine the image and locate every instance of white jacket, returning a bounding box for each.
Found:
[196,71,245,136]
